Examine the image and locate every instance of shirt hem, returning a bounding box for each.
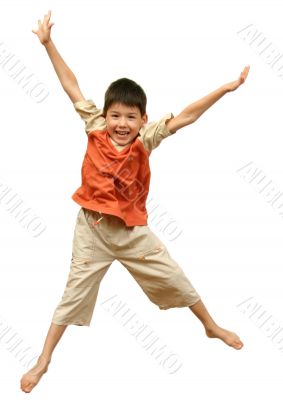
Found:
[72,196,148,227]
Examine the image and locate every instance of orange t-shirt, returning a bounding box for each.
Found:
[72,100,175,227]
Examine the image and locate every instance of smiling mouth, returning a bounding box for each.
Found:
[116,131,129,136]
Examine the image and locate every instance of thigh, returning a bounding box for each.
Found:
[72,208,115,262]
[120,225,182,279]
[125,224,165,259]
[72,208,96,261]
[119,225,201,309]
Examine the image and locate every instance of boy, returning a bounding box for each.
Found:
[20,10,249,393]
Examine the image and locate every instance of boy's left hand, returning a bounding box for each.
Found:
[225,65,250,92]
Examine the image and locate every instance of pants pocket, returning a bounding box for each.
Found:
[72,208,95,260]
[138,245,164,260]
[134,225,165,260]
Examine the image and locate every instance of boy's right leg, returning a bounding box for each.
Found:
[20,322,67,393]
[20,209,116,393]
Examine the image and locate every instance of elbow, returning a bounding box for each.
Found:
[186,113,197,125]
[61,73,78,90]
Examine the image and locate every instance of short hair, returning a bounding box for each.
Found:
[103,77,147,117]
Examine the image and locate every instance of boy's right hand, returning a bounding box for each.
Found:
[32,9,85,103]
[32,10,54,45]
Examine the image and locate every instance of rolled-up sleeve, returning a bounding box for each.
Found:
[73,99,106,135]
[139,113,175,152]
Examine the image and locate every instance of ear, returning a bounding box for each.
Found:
[141,113,148,125]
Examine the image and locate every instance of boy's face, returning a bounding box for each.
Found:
[105,103,148,146]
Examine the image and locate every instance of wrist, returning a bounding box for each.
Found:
[222,83,232,93]
[42,38,52,47]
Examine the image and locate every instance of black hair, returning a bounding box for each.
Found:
[103,77,147,117]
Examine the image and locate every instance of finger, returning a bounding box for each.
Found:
[31,29,38,34]
[37,20,42,29]
[45,10,52,25]
[43,15,48,25]
[240,72,247,83]
[239,66,249,82]
[45,12,51,23]
[243,69,249,80]
[243,65,250,75]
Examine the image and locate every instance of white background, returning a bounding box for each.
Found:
[1,0,283,398]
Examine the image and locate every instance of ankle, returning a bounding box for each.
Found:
[40,353,51,361]
[204,322,218,332]
[36,355,51,369]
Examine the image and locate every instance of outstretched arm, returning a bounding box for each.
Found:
[32,10,85,103]
[166,66,250,134]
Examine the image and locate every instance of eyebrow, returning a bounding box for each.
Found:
[110,110,138,115]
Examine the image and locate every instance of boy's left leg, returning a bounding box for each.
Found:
[188,299,243,349]
[118,224,243,350]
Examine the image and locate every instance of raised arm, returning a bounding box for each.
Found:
[166,66,250,134]
[32,10,85,103]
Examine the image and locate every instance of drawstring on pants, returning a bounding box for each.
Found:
[92,212,104,227]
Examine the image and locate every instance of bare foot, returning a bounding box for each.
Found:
[205,324,244,350]
[20,355,50,393]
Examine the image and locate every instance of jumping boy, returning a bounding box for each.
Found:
[20,10,250,393]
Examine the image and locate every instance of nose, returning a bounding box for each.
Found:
[118,116,127,127]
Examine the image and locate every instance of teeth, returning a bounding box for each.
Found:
[117,131,129,135]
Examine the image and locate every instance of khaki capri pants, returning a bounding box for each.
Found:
[52,208,201,326]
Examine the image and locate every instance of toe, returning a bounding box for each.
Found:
[23,383,34,393]
[234,339,244,349]
[20,376,35,393]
